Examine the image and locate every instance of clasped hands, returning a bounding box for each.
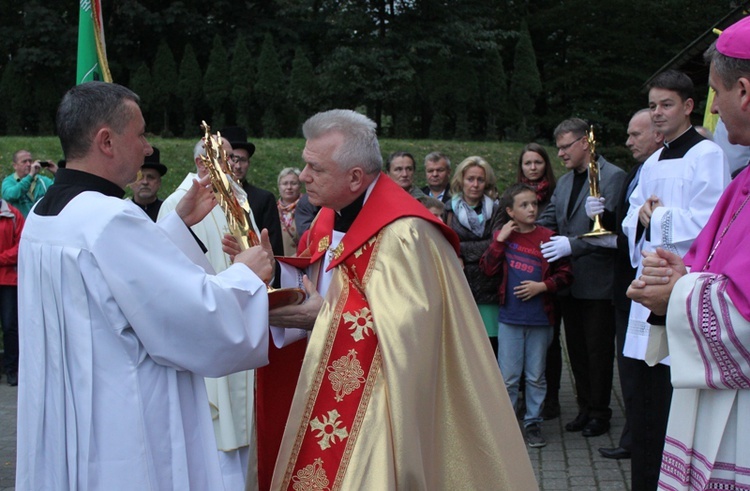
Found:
[627,248,687,316]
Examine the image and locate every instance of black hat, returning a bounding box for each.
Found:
[220,126,256,158]
[142,146,167,176]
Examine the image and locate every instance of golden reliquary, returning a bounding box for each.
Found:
[200,121,306,309]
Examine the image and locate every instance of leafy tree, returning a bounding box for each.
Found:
[203,35,231,130]
[509,22,542,140]
[0,59,32,134]
[255,33,286,137]
[177,44,203,137]
[33,77,60,134]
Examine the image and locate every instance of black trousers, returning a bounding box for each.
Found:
[560,296,615,420]
[0,285,19,375]
[630,359,672,491]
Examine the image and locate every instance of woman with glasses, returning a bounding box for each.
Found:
[276,168,302,256]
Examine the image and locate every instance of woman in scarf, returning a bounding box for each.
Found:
[516,143,556,216]
[445,156,500,354]
[276,167,302,256]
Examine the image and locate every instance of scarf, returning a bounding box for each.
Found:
[521,176,552,206]
[451,194,494,237]
[277,198,299,230]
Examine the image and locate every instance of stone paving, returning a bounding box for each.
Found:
[0,341,631,490]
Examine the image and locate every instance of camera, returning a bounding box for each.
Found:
[39,161,51,168]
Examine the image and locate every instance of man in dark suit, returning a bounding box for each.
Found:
[221,127,284,258]
[592,109,663,462]
[538,117,625,438]
[421,151,452,203]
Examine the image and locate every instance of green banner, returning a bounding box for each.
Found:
[77,1,100,84]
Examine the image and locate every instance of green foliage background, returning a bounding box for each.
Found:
[0,0,737,144]
[0,136,639,201]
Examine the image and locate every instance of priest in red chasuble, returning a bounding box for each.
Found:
[261,109,537,490]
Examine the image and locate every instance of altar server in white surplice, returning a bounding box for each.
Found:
[16,82,275,491]
[622,70,729,366]
[628,19,750,489]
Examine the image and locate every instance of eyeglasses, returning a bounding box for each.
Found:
[556,136,585,152]
[229,154,249,164]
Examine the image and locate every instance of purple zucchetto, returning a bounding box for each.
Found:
[717,16,750,60]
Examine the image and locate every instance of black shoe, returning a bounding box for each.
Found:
[598,447,631,459]
[541,399,560,420]
[565,413,590,432]
[7,372,18,387]
[582,418,610,437]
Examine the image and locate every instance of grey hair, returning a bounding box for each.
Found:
[302,109,382,174]
[705,41,750,89]
[553,117,589,140]
[56,82,140,160]
[277,167,301,186]
[424,151,451,170]
[193,139,206,160]
[12,149,30,163]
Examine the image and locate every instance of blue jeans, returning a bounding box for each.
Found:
[497,322,553,427]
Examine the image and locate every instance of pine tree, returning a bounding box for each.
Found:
[177,44,203,137]
[255,33,285,137]
[509,22,542,139]
[287,47,316,132]
[203,35,231,130]
[152,40,178,135]
[230,35,254,130]
[482,49,508,140]
[129,63,153,125]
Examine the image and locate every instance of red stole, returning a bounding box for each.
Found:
[280,223,381,489]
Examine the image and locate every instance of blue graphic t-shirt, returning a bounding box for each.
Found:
[498,228,550,326]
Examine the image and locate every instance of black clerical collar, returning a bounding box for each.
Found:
[660,126,703,160]
[334,192,366,233]
[33,168,125,217]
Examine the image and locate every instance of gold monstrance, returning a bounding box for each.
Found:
[200,121,306,309]
[581,126,613,238]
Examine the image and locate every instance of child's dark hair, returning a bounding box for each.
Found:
[495,183,537,228]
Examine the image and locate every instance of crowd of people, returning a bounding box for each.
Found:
[3,15,750,491]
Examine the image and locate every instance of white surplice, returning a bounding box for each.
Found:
[160,172,262,490]
[622,138,728,363]
[17,192,270,491]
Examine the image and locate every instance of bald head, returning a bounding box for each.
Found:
[626,110,664,163]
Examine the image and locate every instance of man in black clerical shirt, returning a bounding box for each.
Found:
[130,146,167,222]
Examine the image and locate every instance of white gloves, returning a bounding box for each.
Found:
[585,196,605,219]
[541,235,572,262]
